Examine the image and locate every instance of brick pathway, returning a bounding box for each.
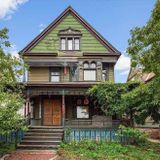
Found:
[4,150,57,160]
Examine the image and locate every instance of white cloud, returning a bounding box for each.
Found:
[9,44,19,58]
[39,23,46,33]
[120,70,130,75]
[0,0,29,20]
[115,54,131,76]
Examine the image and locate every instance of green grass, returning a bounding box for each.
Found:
[58,140,160,160]
[0,142,16,157]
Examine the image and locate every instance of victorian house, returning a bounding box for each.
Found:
[21,6,120,129]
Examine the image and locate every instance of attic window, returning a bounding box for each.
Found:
[60,37,80,51]
[59,28,81,51]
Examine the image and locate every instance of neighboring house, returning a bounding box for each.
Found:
[127,68,155,82]
[127,67,158,128]
[21,6,120,128]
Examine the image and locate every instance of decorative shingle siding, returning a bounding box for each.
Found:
[30,14,108,54]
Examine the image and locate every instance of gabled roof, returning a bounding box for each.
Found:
[21,6,121,56]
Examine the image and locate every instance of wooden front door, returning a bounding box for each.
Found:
[43,99,61,126]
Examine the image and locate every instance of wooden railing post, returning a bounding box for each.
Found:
[62,90,65,126]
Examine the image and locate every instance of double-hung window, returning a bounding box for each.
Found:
[60,37,80,51]
[60,38,66,50]
[83,62,96,81]
[50,68,60,82]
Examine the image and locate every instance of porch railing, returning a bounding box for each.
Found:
[64,128,127,143]
[65,119,122,128]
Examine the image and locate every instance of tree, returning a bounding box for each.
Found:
[0,28,25,134]
[88,82,139,127]
[127,0,160,75]
[126,0,160,125]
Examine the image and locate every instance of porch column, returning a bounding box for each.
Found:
[62,90,65,126]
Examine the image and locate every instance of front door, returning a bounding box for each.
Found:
[43,99,61,126]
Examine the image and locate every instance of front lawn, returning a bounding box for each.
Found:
[58,140,160,160]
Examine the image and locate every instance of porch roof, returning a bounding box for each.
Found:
[25,82,97,87]
[25,82,97,97]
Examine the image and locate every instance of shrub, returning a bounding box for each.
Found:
[118,125,148,145]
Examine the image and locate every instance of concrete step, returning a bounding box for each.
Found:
[18,127,64,150]
[25,132,63,136]
[29,126,63,129]
[20,140,61,145]
[17,144,58,150]
[23,136,62,141]
[28,129,64,132]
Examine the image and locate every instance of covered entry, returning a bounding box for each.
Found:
[43,99,61,126]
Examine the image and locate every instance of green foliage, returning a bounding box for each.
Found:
[127,1,160,75]
[117,125,148,145]
[64,128,72,137]
[122,77,160,124]
[0,28,26,135]
[88,82,138,116]
[58,140,160,160]
[88,78,160,125]
[0,142,15,157]
[88,82,139,126]
[126,1,160,126]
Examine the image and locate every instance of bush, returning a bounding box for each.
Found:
[0,142,15,157]
[118,125,148,145]
[58,139,160,160]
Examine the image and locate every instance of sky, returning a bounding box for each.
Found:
[0,0,156,82]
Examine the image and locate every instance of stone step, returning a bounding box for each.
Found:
[20,140,61,145]
[28,129,64,132]
[17,144,58,150]
[29,126,63,129]
[25,132,63,136]
[18,127,64,150]
[23,136,62,140]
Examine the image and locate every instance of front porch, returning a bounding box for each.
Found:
[25,93,119,128]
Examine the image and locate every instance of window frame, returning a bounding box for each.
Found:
[76,105,89,119]
[83,62,97,81]
[59,37,81,51]
[50,68,60,82]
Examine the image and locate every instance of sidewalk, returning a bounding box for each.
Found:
[3,150,57,160]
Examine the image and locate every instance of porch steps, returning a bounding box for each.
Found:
[17,126,64,150]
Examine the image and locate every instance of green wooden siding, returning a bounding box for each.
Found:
[30,14,108,54]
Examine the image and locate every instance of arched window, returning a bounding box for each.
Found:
[83,62,96,81]
[90,62,96,68]
[83,62,89,69]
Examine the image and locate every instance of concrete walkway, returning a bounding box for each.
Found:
[3,150,57,160]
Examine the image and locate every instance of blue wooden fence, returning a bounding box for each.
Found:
[0,130,24,143]
[64,128,125,142]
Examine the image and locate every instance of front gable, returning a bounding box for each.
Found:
[30,13,108,55]
[21,6,120,57]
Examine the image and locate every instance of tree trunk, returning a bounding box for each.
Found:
[130,110,134,127]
